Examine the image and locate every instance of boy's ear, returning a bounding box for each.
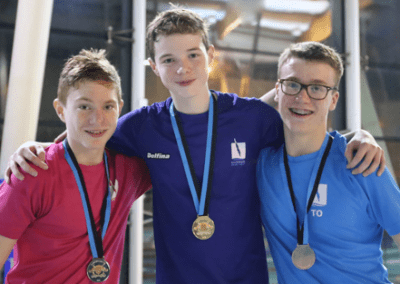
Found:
[329,91,340,111]
[53,99,66,123]
[118,100,124,116]
[148,58,160,77]
[207,45,215,63]
[274,82,280,103]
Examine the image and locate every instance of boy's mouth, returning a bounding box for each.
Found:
[289,108,313,116]
[86,130,107,137]
[177,79,195,86]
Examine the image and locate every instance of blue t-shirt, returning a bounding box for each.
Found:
[257,131,400,284]
[108,91,284,284]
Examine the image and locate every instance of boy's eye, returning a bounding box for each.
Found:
[189,53,199,59]
[163,58,173,64]
[79,105,90,110]
[105,105,115,110]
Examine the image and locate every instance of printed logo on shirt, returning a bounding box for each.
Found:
[231,139,246,166]
[110,179,119,201]
[312,184,327,207]
[147,152,171,159]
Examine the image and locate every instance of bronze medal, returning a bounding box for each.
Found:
[291,244,316,270]
[192,215,215,240]
[87,258,110,282]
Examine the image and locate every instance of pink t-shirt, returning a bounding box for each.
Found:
[0,142,152,283]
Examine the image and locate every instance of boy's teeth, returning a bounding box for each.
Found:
[88,130,103,134]
[291,108,312,115]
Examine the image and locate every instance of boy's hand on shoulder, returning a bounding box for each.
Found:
[345,130,385,177]
[5,141,49,184]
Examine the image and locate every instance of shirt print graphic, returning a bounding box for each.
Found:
[110,179,119,201]
[312,184,327,207]
[231,139,246,166]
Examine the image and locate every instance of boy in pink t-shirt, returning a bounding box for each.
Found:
[0,49,151,283]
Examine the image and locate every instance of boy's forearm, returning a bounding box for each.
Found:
[40,142,52,148]
[341,130,355,141]
[260,89,277,108]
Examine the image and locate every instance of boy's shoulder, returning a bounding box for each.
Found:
[329,131,348,159]
[119,98,171,120]
[258,143,283,166]
[213,90,261,104]
[4,143,65,191]
[213,90,278,114]
[106,148,147,168]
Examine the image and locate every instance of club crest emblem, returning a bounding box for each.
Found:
[110,179,119,201]
[312,184,327,206]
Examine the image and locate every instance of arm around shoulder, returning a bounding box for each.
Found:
[5,141,51,184]
[259,88,278,109]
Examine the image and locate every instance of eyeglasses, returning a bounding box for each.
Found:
[278,79,338,100]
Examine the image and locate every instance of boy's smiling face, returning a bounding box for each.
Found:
[54,80,123,163]
[275,57,339,138]
[149,33,214,103]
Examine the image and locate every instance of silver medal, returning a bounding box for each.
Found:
[292,244,316,270]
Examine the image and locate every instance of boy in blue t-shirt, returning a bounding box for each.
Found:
[257,41,400,283]
[5,8,387,284]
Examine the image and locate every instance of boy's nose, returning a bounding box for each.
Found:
[177,61,191,74]
[295,88,311,101]
[90,109,104,124]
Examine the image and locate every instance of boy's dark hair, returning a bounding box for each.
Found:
[146,7,210,61]
[57,49,122,105]
[278,41,344,86]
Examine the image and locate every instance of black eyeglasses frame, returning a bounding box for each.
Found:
[278,79,338,100]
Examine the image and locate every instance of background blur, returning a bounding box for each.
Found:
[0,0,399,283]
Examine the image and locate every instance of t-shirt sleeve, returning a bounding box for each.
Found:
[107,109,144,157]
[131,157,152,200]
[259,102,284,149]
[360,168,400,236]
[0,173,45,239]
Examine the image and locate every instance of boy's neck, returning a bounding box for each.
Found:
[68,142,105,166]
[171,89,211,115]
[284,129,327,157]
[76,152,104,166]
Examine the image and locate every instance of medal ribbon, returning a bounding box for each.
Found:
[63,139,112,259]
[283,135,333,245]
[169,92,217,216]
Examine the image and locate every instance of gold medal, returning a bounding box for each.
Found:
[292,244,316,270]
[87,258,110,282]
[192,215,215,240]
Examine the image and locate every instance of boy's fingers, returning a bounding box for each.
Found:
[351,150,373,175]
[4,167,12,184]
[6,160,25,181]
[377,154,386,176]
[29,155,48,170]
[346,142,368,169]
[30,146,48,169]
[14,155,39,176]
[37,149,46,162]
[18,146,48,170]
[361,151,382,177]
[344,145,355,167]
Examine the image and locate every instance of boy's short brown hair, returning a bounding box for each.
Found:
[57,49,122,105]
[146,7,210,61]
[278,41,344,86]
